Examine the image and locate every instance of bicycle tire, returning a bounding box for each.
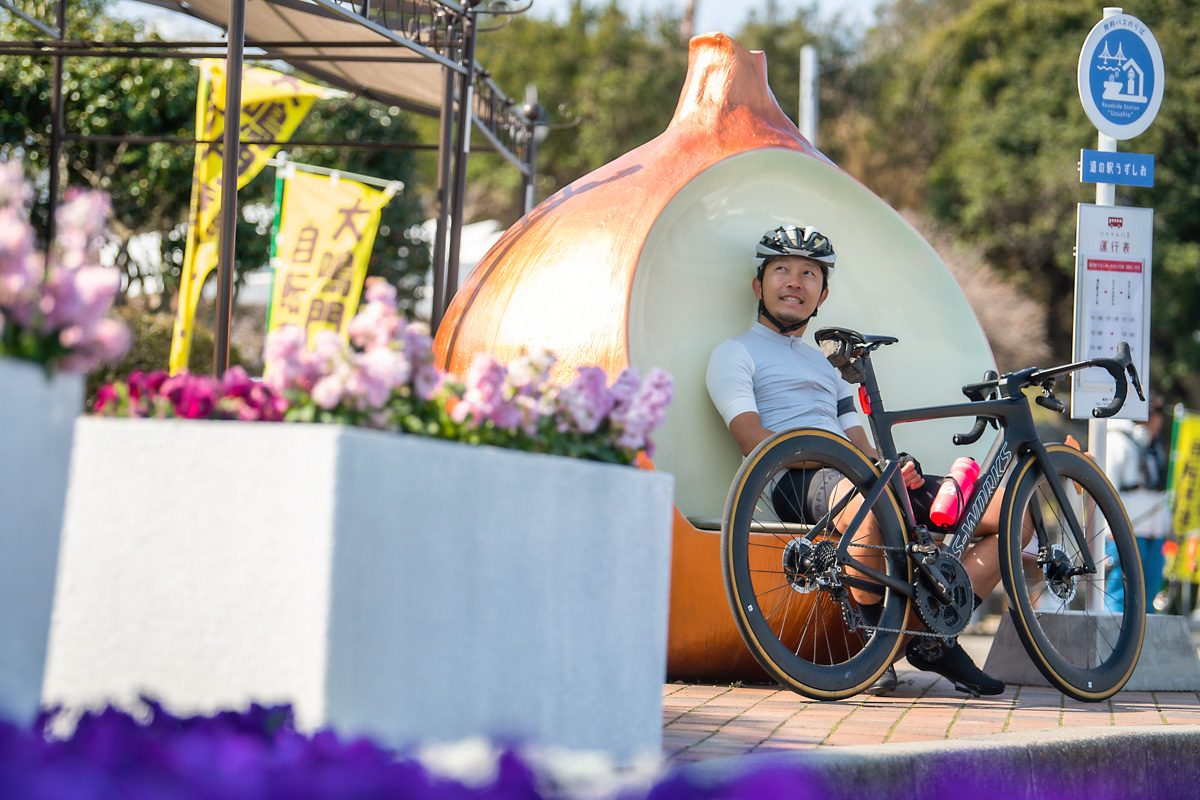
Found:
[722,429,911,700]
[999,444,1146,701]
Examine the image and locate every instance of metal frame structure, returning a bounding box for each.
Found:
[0,0,547,371]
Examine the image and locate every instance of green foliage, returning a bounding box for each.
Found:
[734,2,857,130]
[468,0,690,221]
[853,0,1200,404]
[2,1,432,316]
[84,305,245,409]
[0,0,197,289]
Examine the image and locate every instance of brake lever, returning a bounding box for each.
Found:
[1117,341,1146,402]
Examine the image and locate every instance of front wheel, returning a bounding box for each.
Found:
[721,429,911,700]
[999,445,1146,701]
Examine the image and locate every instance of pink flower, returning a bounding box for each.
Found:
[363,276,398,308]
[0,207,40,306]
[246,385,289,421]
[87,317,132,364]
[161,373,219,419]
[94,383,120,412]
[344,349,397,409]
[263,326,321,392]
[507,348,557,396]
[610,368,674,456]
[454,353,520,430]
[220,365,255,398]
[128,370,170,403]
[557,366,615,434]
[311,368,348,410]
[413,362,443,402]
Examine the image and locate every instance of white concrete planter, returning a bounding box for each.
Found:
[43,418,675,761]
[0,357,83,725]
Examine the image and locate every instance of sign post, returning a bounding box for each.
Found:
[1074,6,1163,609]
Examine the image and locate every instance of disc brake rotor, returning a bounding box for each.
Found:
[1040,544,1079,602]
[782,537,837,594]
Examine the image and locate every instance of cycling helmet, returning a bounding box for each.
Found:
[753,224,836,334]
[754,224,836,278]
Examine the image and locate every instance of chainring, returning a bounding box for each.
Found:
[913,553,975,638]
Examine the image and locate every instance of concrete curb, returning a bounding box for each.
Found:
[673,726,1200,800]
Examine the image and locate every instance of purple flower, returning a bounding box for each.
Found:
[161,373,220,419]
[220,365,255,398]
[610,368,674,456]
[454,353,521,430]
[94,383,120,412]
[263,326,322,393]
[311,368,349,410]
[557,367,615,434]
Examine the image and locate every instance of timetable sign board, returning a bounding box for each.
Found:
[1080,149,1154,187]
[1071,204,1152,421]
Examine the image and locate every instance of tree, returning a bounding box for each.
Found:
[466,0,689,223]
[1,0,198,297]
[2,0,433,319]
[844,0,1200,404]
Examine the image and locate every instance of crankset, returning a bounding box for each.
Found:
[912,552,975,638]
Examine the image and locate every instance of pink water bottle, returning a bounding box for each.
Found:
[929,457,981,528]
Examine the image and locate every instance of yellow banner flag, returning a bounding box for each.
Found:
[1169,408,1200,582]
[267,170,395,345]
[170,59,326,374]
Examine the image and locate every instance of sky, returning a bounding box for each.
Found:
[527,0,879,33]
[112,0,879,41]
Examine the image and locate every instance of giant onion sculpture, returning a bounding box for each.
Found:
[434,33,994,681]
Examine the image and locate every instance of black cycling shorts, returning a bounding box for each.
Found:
[772,467,947,528]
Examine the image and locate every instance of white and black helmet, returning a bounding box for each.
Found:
[754,224,836,279]
[753,224,836,334]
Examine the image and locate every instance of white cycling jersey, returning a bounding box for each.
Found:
[706,321,860,438]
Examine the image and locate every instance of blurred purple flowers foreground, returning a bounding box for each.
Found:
[0,702,584,800]
[98,277,674,466]
[0,161,130,373]
[0,701,824,800]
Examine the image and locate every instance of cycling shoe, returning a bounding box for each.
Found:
[906,639,1005,697]
[865,664,898,695]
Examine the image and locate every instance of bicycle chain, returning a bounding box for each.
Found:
[861,623,949,641]
[835,542,950,640]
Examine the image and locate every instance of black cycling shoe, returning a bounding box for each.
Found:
[906,639,1005,697]
[865,664,898,695]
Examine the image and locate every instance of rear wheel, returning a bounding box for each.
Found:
[999,445,1145,701]
[721,429,911,700]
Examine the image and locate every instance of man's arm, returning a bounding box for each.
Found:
[728,411,774,457]
[845,424,924,488]
[845,425,878,460]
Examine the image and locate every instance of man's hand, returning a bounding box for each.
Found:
[901,457,925,489]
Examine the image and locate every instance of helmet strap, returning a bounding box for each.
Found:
[758,299,815,335]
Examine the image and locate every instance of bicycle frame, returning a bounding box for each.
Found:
[833,355,1095,601]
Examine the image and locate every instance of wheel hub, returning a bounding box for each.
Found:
[1040,544,1078,602]
[782,538,837,594]
[913,553,974,637]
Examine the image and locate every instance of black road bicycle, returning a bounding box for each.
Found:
[721,327,1147,702]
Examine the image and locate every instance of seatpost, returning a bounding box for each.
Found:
[859,357,897,459]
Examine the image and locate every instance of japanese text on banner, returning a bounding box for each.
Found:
[267,170,394,345]
[1169,410,1200,582]
[169,59,325,374]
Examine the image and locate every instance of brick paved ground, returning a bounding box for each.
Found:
[663,662,1200,763]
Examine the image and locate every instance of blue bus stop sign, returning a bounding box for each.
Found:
[1078,13,1164,140]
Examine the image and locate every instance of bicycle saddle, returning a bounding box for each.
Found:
[815,328,897,384]
[814,327,899,348]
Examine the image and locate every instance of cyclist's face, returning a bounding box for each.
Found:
[754,256,828,325]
